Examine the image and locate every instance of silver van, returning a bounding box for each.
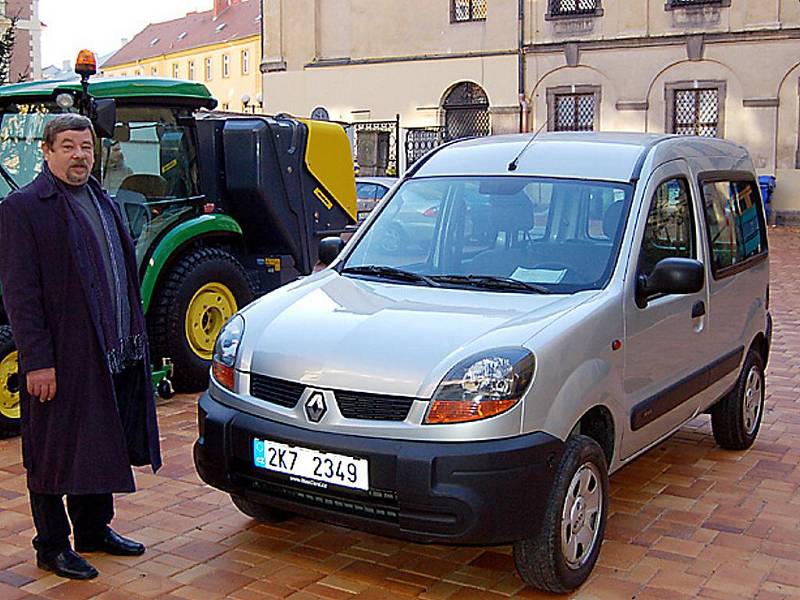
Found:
[194,133,771,593]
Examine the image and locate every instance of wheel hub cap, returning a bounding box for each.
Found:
[185,283,238,360]
[743,366,763,436]
[561,462,603,570]
[0,350,20,420]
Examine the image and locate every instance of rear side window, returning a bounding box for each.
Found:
[701,179,767,275]
[639,178,695,278]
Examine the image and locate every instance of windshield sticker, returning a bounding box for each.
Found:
[512,267,567,284]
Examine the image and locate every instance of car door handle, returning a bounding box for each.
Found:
[691,301,706,318]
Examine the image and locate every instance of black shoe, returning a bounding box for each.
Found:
[37,549,98,580]
[75,529,145,556]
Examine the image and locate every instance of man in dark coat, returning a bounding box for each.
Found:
[0,114,161,580]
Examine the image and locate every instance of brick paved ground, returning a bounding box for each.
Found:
[2,228,800,600]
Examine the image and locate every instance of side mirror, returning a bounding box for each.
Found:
[92,99,117,139]
[636,257,704,308]
[319,236,345,266]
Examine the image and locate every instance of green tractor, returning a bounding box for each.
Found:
[0,66,356,437]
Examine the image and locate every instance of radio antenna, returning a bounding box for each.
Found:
[508,120,548,172]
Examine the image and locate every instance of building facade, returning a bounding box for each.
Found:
[0,0,42,82]
[102,0,261,113]
[262,0,800,216]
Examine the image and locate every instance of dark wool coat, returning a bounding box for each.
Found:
[0,172,161,495]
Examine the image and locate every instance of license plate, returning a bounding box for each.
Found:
[253,438,369,491]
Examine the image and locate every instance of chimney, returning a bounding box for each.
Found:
[213,0,241,18]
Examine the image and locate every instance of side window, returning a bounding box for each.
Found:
[702,179,767,274]
[639,178,695,278]
[356,182,378,201]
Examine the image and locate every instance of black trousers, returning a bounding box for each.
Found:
[29,492,114,559]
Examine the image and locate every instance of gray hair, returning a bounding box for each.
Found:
[43,114,95,148]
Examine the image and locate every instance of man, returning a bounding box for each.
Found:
[0,115,161,580]
[101,139,133,194]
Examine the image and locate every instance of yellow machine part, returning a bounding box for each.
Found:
[299,119,357,222]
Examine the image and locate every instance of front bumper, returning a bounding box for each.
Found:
[194,391,564,545]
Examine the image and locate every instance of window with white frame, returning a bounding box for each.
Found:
[188,61,195,80]
[241,49,250,75]
[172,63,179,78]
[205,57,213,81]
[222,54,230,78]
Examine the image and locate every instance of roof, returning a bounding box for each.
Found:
[0,77,216,108]
[413,132,749,183]
[104,0,260,68]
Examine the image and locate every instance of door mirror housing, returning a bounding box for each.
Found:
[319,236,345,266]
[636,257,704,308]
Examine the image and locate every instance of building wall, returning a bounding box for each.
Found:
[526,0,800,216]
[0,0,41,81]
[263,0,800,214]
[101,36,261,112]
[262,0,521,147]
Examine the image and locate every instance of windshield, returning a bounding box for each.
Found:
[344,176,633,293]
[0,101,202,268]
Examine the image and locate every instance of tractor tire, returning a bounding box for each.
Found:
[0,326,21,439]
[149,247,254,392]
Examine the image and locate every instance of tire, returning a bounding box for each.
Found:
[513,435,609,594]
[149,247,254,392]
[0,325,21,439]
[230,494,292,523]
[711,349,765,450]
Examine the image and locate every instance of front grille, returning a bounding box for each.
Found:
[336,392,415,421]
[245,476,399,522]
[249,373,416,421]
[250,374,304,408]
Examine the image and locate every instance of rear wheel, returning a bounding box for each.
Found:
[230,494,292,523]
[149,247,254,391]
[711,350,765,450]
[0,326,21,439]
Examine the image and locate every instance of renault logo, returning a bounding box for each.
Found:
[305,392,327,423]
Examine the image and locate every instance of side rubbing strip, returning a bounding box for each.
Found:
[630,347,744,431]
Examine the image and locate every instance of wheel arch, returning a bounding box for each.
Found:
[140,214,245,313]
[571,405,616,467]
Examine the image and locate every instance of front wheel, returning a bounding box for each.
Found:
[0,326,21,439]
[149,247,254,391]
[513,435,608,593]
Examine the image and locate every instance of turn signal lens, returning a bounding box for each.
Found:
[426,398,519,424]
[212,361,235,391]
[424,348,535,425]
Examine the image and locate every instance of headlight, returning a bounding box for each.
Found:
[424,348,535,424]
[211,314,244,391]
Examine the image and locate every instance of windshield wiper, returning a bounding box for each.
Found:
[342,265,439,287]
[431,274,551,294]
[0,163,18,192]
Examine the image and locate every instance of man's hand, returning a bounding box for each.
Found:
[27,368,56,402]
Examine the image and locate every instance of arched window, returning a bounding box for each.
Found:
[442,82,490,141]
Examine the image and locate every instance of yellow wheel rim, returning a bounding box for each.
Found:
[0,350,20,420]
[185,282,238,360]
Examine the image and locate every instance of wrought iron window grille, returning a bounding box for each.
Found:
[452,0,487,22]
[547,0,602,18]
[546,86,601,132]
[671,88,720,137]
[667,0,728,7]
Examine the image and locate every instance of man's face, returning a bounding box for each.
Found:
[42,128,95,186]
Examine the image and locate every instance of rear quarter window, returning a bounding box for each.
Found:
[701,177,767,277]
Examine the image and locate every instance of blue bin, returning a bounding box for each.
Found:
[758,175,775,221]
